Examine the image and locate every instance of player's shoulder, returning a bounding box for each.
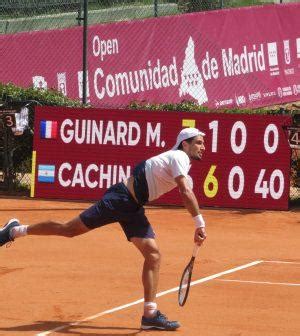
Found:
[161,149,189,161]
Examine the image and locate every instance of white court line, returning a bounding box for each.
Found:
[217,279,300,286]
[36,260,263,336]
[263,260,300,265]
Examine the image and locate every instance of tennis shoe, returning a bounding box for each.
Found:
[0,218,20,247]
[141,310,180,331]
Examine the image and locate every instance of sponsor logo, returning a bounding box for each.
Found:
[296,38,300,58]
[283,40,291,65]
[263,91,276,98]
[78,71,90,101]
[40,120,58,139]
[284,68,295,75]
[38,165,55,183]
[235,94,246,106]
[215,98,233,108]
[277,86,293,98]
[293,84,300,96]
[248,92,261,102]
[267,42,279,76]
[179,37,208,105]
[57,72,67,96]
[32,76,48,89]
[267,42,278,67]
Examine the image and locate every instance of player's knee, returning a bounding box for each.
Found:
[146,250,161,267]
[62,226,78,238]
[61,220,88,238]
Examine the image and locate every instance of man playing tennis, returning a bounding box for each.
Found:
[0,127,207,331]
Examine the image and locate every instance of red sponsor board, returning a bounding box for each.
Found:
[1,4,300,108]
[33,106,292,210]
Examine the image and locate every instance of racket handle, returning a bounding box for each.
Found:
[192,244,200,258]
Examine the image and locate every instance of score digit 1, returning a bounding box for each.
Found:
[204,165,218,198]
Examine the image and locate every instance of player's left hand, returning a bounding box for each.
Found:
[194,227,206,245]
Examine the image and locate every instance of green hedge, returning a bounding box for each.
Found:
[128,100,296,116]
[1,82,297,115]
[0,82,298,126]
[0,82,82,107]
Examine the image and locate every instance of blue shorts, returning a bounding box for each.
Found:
[79,182,155,241]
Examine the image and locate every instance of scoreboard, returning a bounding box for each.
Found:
[32,106,292,210]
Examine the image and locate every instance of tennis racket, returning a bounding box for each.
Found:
[178,244,200,306]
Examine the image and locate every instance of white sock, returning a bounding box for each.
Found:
[144,302,157,318]
[10,225,28,239]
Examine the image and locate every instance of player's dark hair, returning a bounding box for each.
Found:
[177,137,195,150]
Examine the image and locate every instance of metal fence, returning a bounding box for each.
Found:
[0,100,34,194]
[0,0,297,34]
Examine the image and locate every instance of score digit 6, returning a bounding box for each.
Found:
[204,165,218,198]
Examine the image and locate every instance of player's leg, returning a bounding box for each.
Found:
[119,208,159,315]
[27,216,89,237]
[0,181,134,247]
[0,216,90,246]
[121,205,180,331]
[131,237,161,304]
[131,237,180,331]
[0,196,112,246]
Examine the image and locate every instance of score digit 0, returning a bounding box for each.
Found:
[204,165,218,198]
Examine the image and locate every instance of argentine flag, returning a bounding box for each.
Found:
[40,120,58,139]
[38,165,55,183]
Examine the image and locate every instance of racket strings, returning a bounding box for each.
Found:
[178,265,193,306]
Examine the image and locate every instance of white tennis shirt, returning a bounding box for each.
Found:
[144,150,191,201]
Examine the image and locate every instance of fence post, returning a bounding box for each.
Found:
[2,125,8,190]
[82,0,88,105]
[2,126,14,192]
[154,0,158,17]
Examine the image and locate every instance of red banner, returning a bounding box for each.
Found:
[1,4,300,109]
[32,106,292,210]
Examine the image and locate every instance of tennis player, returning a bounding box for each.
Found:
[0,127,207,331]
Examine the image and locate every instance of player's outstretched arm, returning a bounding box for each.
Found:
[175,175,206,245]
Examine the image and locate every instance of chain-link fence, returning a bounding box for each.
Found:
[0,100,35,194]
[0,0,297,34]
[290,147,300,203]
[289,113,300,204]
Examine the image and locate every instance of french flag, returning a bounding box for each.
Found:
[40,120,58,139]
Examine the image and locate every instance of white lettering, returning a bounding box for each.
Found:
[93,57,178,100]
[58,162,72,187]
[85,164,99,188]
[60,119,142,146]
[222,44,265,77]
[146,122,161,147]
[92,35,119,61]
[58,163,131,189]
[72,163,85,187]
[128,122,141,146]
[60,119,74,143]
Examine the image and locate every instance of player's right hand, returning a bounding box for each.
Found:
[194,227,206,245]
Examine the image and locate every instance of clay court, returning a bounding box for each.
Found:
[0,196,299,336]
